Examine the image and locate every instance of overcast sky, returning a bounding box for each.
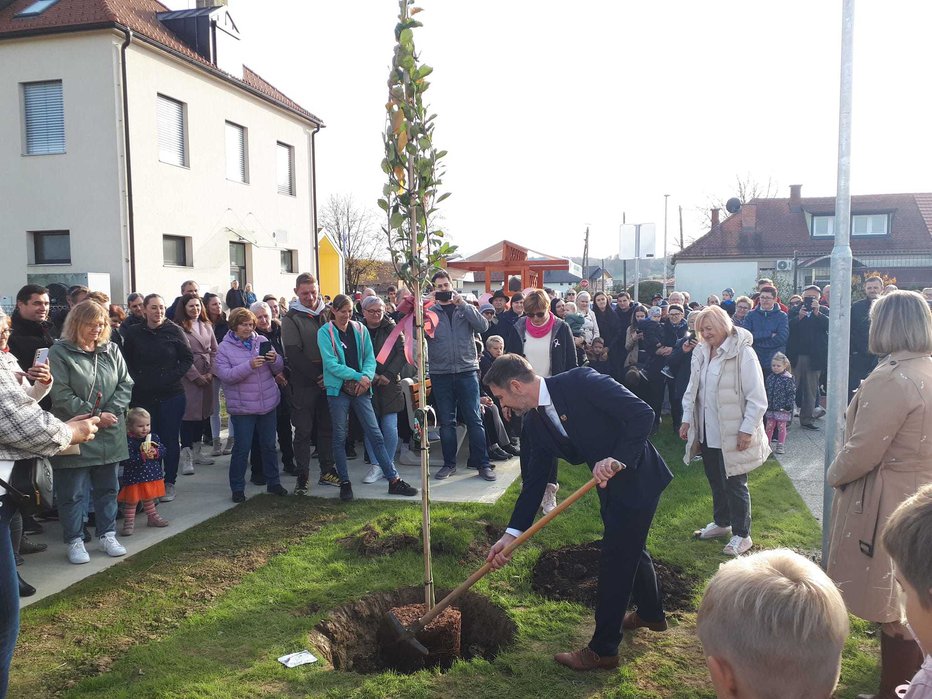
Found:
[170,0,932,260]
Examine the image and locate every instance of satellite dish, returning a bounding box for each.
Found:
[725,197,742,214]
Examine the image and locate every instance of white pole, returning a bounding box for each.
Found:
[663,194,670,297]
[634,224,641,304]
[822,0,855,565]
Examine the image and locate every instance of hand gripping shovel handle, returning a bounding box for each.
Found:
[411,460,623,633]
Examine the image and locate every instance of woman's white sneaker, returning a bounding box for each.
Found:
[694,522,732,540]
[99,532,127,557]
[723,535,753,556]
[67,538,90,564]
[362,464,385,484]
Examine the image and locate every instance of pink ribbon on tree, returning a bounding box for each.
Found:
[376,294,438,365]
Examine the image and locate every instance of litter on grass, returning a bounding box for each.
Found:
[278,650,318,668]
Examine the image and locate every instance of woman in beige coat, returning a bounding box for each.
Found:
[680,305,769,557]
[826,290,932,699]
[174,293,218,475]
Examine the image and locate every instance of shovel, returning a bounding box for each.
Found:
[383,461,623,655]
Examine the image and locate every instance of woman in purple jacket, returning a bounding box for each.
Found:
[214,308,288,502]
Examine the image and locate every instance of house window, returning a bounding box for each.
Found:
[280,249,296,273]
[162,235,191,266]
[811,213,890,237]
[277,142,295,195]
[852,214,888,236]
[15,0,61,17]
[30,230,71,264]
[22,80,65,155]
[225,121,248,183]
[157,94,187,167]
[229,241,247,287]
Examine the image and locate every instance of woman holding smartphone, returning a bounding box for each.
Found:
[48,300,133,565]
[214,308,288,502]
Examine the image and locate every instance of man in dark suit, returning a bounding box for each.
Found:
[849,275,882,397]
[483,356,673,671]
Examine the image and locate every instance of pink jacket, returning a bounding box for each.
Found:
[214,331,283,416]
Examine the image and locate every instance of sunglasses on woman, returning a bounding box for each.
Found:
[527,311,547,319]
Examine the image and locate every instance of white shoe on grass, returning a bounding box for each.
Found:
[695,522,732,540]
[723,535,753,556]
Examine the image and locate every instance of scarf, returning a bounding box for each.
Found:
[526,312,556,339]
[289,297,327,317]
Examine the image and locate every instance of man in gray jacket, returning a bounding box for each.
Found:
[281,273,340,495]
[427,270,495,481]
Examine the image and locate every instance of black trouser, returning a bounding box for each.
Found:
[590,485,664,657]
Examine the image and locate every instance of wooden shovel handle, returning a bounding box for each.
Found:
[413,461,623,631]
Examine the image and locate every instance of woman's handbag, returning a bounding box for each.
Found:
[0,457,54,516]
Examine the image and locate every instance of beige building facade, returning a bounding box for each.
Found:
[0,2,323,307]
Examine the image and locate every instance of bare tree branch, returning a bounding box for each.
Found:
[319,194,385,293]
[695,173,779,231]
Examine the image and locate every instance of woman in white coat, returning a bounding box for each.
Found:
[679,305,769,556]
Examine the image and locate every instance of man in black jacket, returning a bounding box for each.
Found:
[7,285,54,376]
[787,286,829,429]
[849,276,882,396]
[225,280,247,311]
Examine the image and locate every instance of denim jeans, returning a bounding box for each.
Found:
[229,411,281,494]
[53,464,120,543]
[0,496,18,699]
[327,392,397,483]
[430,371,490,468]
[134,392,185,484]
[363,411,399,467]
[700,443,751,538]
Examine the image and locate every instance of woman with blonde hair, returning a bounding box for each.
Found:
[49,300,134,564]
[826,290,932,699]
[680,304,769,557]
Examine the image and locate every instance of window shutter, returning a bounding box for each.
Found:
[23,81,65,155]
[226,122,247,182]
[157,95,186,166]
[277,142,295,195]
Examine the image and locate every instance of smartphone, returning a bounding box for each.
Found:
[33,347,49,366]
[258,340,272,356]
[92,391,103,417]
[434,291,453,302]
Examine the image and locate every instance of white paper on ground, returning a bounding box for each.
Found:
[277,650,318,668]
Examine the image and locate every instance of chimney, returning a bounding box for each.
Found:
[741,203,757,232]
[711,208,720,227]
[789,184,802,211]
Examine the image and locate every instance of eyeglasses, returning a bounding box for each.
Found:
[482,311,495,316]
[669,311,683,317]
[527,312,547,319]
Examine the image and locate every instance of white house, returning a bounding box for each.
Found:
[0,0,324,306]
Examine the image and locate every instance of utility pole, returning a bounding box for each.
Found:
[678,205,684,251]
[582,226,589,289]
[663,194,670,296]
[823,0,855,565]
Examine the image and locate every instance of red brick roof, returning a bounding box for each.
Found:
[678,191,932,260]
[0,0,322,125]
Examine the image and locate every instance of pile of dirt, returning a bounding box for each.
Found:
[310,587,515,674]
[531,540,699,612]
[338,523,420,557]
[377,603,462,673]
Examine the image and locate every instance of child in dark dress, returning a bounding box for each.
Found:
[119,407,169,535]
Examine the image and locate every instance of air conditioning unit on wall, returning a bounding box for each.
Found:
[775,259,794,272]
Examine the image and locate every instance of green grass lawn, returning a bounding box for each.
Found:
[13,430,879,698]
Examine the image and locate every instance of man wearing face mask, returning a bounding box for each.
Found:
[426,270,495,482]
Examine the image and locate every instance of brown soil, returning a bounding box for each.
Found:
[338,523,420,557]
[309,587,516,674]
[378,603,462,673]
[531,540,699,612]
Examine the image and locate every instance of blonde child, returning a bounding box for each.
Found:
[118,408,169,535]
[764,352,794,454]
[697,548,849,699]
[882,484,932,699]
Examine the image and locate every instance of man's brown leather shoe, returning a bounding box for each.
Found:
[622,611,668,632]
[553,647,619,671]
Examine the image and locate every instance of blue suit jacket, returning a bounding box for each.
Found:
[508,367,673,532]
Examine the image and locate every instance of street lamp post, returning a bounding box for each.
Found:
[663,194,670,297]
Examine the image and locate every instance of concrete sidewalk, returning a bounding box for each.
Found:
[19,437,519,607]
[772,420,828,523]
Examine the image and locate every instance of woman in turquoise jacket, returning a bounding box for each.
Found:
[317,295,416,502]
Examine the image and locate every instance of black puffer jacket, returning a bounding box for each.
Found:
[8,310,54,372]
[122,321,194,402]
[366,317,406,416]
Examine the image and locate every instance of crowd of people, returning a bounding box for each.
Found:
[1,270,931,698]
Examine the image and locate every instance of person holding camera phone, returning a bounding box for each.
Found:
[426,270,496,482]
[214,308,288,503]
[787,285,829,430]
[663,310,700,433]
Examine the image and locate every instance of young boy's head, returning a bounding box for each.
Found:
[883,483,932,654]
[590,337,605,356]
[563,301,577,314]
[126,407,151,438]
[697,548,849,699]
[485,335,504,359]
